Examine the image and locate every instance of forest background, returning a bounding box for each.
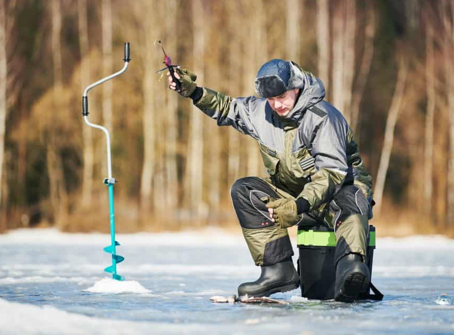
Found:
[0,0,453,237]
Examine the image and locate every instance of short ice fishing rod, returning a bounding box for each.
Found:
[82,42,131,281]
[155,40,181,91]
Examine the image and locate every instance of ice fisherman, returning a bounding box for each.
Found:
[168,59,374,302]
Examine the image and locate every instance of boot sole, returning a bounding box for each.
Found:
[335,272,370,303]
[255,281,300,298]
[240,280,300,298]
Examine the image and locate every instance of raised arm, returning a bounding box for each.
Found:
[168,68,262,137]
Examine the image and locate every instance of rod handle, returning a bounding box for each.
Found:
[124,42,131,62]
[82,96,88,116]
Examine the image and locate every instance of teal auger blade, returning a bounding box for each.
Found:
[113,273,125,281]
[103,245,115,254]
[113,254,125,263]
[103,241,121,254]
[104,265,115,273]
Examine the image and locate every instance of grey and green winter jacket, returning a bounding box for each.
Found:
[193,63,373,212]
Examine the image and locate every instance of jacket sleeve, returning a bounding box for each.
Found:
[194,87,261,137]
[298,115,348,209]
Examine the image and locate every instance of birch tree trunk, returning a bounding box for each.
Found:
[342,0,356,122]
[49,0,68,226]
[78,0,93,209]
[350,3,376,132]
[374,59,407,215]
[286,0,301,62]
[140,1,157,212]
[332,3,345,116]
[444,0,454,226]
[227,0,241,191]
[246,0,266,177]
[102,0,113,136]
[424,23,435,217]
[164,0,179,214]
[150,7,166,215]
[317,0,330,93]
[205,12,221,222]
[184,0,205,216]
[0,0,6,211]
[152,22,165,213]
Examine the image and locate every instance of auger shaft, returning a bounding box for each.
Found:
[82,42,131,281]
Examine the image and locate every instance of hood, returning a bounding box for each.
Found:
[283,63,326,122]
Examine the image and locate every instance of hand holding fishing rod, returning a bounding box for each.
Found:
[156,40,198,97]
[81,42,131,281]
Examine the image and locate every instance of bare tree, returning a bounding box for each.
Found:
[286,0,301,62]
[227,0,242,191]
[443,0,454,226]
[424,19,435,217]
[0,0,7,212]
[186,0,205,216]
[48,0,68,225]
[332,1,356,122]
[164,0,179,215]
[342,0,356,121]
[350,3,376,132]
[78,0,93,209]
[182,0,207,218]
[374,58,407,215]
[204,5,221,222]
[102,0,113,134]
[246,0,267,177]
[317,0,330,93]
[139,0,160,212]
[332,3,345,116]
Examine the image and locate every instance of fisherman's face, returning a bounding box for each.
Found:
[266,89,300,117]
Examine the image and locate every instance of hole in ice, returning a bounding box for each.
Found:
[85,278,150,294]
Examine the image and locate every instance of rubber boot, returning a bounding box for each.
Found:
[334,253,370,302]
[238,260,299,298]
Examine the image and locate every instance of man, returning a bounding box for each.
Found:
[168,59,373,302]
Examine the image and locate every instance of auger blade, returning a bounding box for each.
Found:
[113,273,125,281]
[104,265,115,273]
[103,245,114,254]
[103,241,121,254]
[113,254,125,263]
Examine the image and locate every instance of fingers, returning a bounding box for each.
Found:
[259,196,270,203]
[167,71,179,91]
[268,208,275,222]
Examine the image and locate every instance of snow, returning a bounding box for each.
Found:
[85,277,150,294]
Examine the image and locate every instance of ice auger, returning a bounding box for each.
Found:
[82,42,131,281]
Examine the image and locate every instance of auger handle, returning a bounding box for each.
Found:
[124,42,131,62]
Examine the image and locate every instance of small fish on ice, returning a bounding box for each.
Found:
[435,293,451,305]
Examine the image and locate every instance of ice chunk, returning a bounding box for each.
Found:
[85,277,150,294]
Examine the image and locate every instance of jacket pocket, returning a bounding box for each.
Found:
[292,147,316,179]
[259,143,280,176]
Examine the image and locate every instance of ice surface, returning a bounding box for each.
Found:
[0,227,244,247]
[1,228,454,335]
[85,277,150,294]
